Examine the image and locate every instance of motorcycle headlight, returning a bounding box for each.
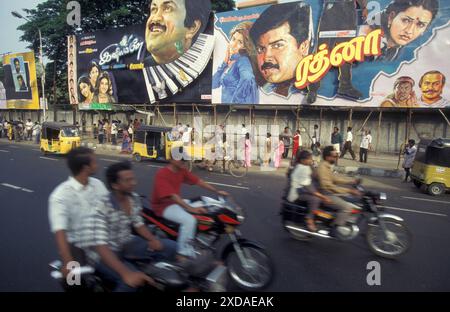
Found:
[237,215,245,223]
[379,193,387,200]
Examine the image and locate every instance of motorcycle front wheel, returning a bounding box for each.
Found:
[366,218,412,259]
[226,245,273,291]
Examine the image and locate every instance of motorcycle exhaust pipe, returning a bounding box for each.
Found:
[285,225,332,239]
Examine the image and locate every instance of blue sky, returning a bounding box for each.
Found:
[0,0,43,58]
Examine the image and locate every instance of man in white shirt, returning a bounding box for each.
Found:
[359,130,372,163]
[25,119,33,141]
[340,127,356,161]
[111,122,118,145]
[48,147,109,280]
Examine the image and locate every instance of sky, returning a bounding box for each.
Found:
[0,0,43,58]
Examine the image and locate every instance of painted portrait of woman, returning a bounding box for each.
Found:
[78,76,94,104]
[88,61,102,90]
[92,72,116,104]
[365,0,439,61]
[212,21,259,104]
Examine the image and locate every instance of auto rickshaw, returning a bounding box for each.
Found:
[411,138,450,196]
[132,125,209,165]
[40,122,81,155]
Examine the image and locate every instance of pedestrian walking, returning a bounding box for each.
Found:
[274,135,285,168]
[311,124,320,147]
[264,133,272,167]
[93,123,98,139]
[359,130,372,163]
[111,121,118,145]
[244,132,251,168]
[25,119,33,141]
[128,123,134,142]
[331,127,343,157]
[281,127,292,159]
[402,139,417,182]
[98,121,105,144]
[340,127,356,160]
[32,122,41,144]
[292,130,302,160]
[104,120,111,143]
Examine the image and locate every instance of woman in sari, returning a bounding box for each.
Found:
[274,135,285,169]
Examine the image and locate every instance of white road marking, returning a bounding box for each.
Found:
[39,157,58,161]
[384,205,447,217]
[0,183,35,193]
[100,158,117,163]
[147,164,164,168]
[0,150,10,153]
[401,196,450,205]
[205,181,250,190]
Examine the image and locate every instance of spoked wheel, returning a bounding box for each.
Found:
[366,218,412,259]
[228,160,248,178]
[226,246,273,291]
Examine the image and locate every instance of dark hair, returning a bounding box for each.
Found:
[230,21,255,57]
[13,58,19,65]
[419,70,446,87]
[334,127,339,131]
[408,139,416,145]
[96,72,112,95]
[322,146,336,160]
[78,76,94,102]
[295,150,312,164]
[67,147,94,176]
[347,127,353,132]
[105,161,132,190]
[245,132,250,139]
[381,0,439,44]
[250,2,312,49]
[17,74,24,81]
[88,61,101,82]
[314,124,319,129]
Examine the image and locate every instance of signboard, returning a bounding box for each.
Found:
[212,0,450,108]
[1,52,40,110]
[70,0,213,110]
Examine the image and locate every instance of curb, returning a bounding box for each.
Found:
[81,142,122,152]
[335,165,402,178]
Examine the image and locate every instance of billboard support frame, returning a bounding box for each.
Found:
[375,110,383,155]
[439,109,450,127]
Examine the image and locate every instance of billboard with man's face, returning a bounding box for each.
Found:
[71,0,213,110]
[1,52,39,110]
[212,0,450,108]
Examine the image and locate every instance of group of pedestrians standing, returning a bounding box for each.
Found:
[1,118,41,144]
[333,126,373,164]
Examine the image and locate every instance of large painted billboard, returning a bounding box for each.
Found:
[1,52,40,110]
[212,0,450,108]
[70,0,214,110]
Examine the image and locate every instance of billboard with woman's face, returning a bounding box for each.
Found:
[70,0,213,110]
[212,0,450,108]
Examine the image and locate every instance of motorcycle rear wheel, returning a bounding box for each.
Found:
[282,220,312,241]
[366,218,412,259]
[226,246,273,291]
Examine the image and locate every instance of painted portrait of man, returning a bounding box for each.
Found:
[249,2,312,98]
[381,76,418,108]
[418,70,449,108]
[143,0,211,66]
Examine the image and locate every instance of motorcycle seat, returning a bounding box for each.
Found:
[142,208,180,230]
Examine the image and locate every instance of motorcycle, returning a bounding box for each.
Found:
[141,196,274,291]
[49,246,228,292]
[281,184,412,259]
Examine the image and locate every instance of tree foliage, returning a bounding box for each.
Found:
[17,0,235,105]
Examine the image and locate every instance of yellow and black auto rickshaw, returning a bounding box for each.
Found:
[132,125,208,165]
[411,138,450,196]
[40,122,81,155]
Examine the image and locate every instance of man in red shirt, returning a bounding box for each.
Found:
[151,157,229,259]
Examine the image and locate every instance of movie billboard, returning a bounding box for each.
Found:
[71,0,214,110]
[1,52,40,110]
[212,0,450,108]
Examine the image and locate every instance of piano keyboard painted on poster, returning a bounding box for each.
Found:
[143,33,215,103]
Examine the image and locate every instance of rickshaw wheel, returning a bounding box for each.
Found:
[427,183,445,196]
[133,153,142,162]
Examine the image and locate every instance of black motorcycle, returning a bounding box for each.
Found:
[49,246,227,292]
[281,184,412,259]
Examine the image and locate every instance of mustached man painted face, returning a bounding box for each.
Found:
[145,0,203,64]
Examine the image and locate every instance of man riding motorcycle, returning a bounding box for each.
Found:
[151,148,229,260]
[316,146,362,235]
[81,161,177,292]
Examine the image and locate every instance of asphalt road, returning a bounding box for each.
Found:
[1,140,449,292]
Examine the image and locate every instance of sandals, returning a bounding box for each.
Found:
[306,217,318,232]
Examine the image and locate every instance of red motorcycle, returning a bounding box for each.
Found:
[141,196,273,291]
